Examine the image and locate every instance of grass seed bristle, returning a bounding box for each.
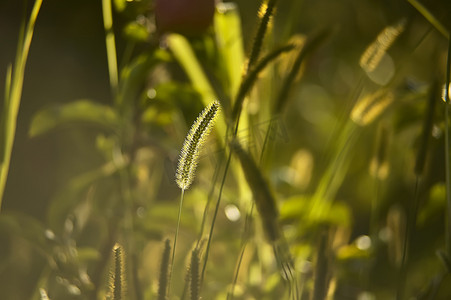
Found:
[176,101,221,190]
[360,19,406,73]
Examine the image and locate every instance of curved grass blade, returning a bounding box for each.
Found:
[232,44,296,122]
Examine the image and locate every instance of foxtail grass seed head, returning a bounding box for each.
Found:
[158,239,171,300]
[107,243,126,300]
[360,19,406,73]
[176,101,221,190]
[189,248,200,300]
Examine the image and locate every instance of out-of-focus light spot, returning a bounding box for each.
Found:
[351,89,393,126]
[45,229,56,240]
[365,53,395,86]
[300,260,312,273]
[67,284,81,295]
[290,149,314,189]
[379,227,392,242]
[137,206,146,218]
[356,235,372,250]
[225,204,241,222]
[147,88,156,99]
[432,125,442,139]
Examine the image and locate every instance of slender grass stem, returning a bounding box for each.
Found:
[169,188,185,294]
[0,0,43,210]
[101,0,119,98]
[444,35,451,257]
[406,0,450,39]
[397,177,420,300]
[196,153,223,248]
[200,148,233,287]
[227,203,254,300]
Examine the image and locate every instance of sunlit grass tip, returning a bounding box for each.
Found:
[176,100,221,190]
[107,243,126,300]
[360,19,406,73]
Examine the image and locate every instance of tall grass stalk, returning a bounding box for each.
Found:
[406,0,450,39]
[0,0,43,210]
[101,0,119,98]
[397,81,438,299]
[444,36,451,257]
[174,101,220,295]
[246,0,279,72]
[200,0,281,288]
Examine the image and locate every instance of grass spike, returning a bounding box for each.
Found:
[414,81,438,176]
[351,89,394,126]
[107,243,126,300]
[171,101,220,295]
[176,101,221,190]
[360,19,406,73]
[189,248,200,300]
[158,239,171,300]
[246,0,279,72]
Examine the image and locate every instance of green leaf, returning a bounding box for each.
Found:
[29,100,120,137]
[124,21,149,42]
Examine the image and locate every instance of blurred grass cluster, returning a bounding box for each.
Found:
[1,0,451,299]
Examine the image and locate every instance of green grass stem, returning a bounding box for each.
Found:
[0,0,43,211]
[406,0,450,39]
[102,0,119,98]
[444,34,451,257]
[168,188,185,295]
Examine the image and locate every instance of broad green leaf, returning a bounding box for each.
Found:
[29,100,120,137]
[166,34,227,140]
[214,2,245,100]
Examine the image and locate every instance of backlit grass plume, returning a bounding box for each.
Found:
[169,100,220,294]
[176,100,221,190]
[106,243,126,300]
